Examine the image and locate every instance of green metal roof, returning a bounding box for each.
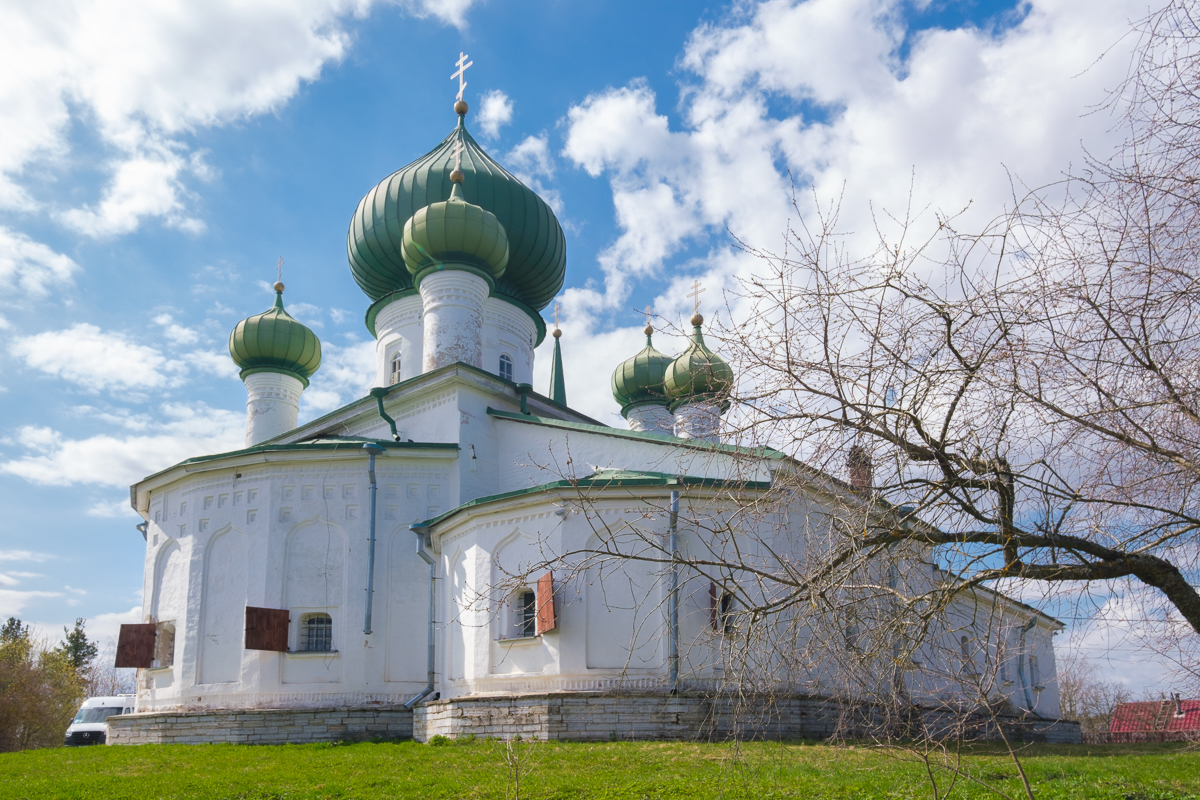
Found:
[415,468,773,530]
[229,291,322,387]
[135,436,459,487]
[664,320,734,410]
[402,185,509,283]
[611,329,673,413]
[486,407,783,458]
[347,116,566,312]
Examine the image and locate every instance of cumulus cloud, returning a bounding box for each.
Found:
[507,134,563,214]
[0,227,78,300]
[0,402,244,488]
[10,324,173,392]
[556,0,1141,424]
[303,339,376,415]
[153,313,201,346]
[477,89,514,138]
[0,0,486,238]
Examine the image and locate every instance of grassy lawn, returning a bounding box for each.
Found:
[0,739,1197,800]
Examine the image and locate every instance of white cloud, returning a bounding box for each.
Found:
[507,133,563,214]
[0,551,54,564]
[87,498,139,518]
[0,402,244,488]
[153,313,201,346]
[0,227,78,300]
[477,89,514,138]
[557,0,1142,423]
[302,339,376,415]
[0,590,63,618]
[0,0,486,237]
[10,323,173,391]
[188,349,240,379]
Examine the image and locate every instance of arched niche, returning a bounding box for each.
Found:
[199,526,247,684]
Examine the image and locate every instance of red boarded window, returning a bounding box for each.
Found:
[114,623,156,668]
[244,607,290,651]
[535,571,556,635]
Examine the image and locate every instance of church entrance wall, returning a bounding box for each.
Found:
[107,707,413,745]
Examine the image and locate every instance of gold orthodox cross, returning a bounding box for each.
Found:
[687,280,705,313]
[451,139,466,172]
[452,52,473,102]
[644,305,652,325]
[277,256,283,282]
[553,302,561,329]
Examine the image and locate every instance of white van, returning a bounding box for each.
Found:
[64,695,135,746]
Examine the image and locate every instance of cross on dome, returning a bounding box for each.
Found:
[275,256,285,293]
[688,280,705,314]
[452,52,473,103]
[553,302,561,330]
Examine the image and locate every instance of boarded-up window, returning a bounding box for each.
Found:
[114,623,156,668]
[244,606,289,651]
[535,571,556,635]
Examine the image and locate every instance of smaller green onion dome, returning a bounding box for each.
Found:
[229,283,322,388]
[401,182,509,285]
[663,314,734,411]
[612,324,674,415]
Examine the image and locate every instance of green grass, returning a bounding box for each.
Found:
[0,739,1197,800]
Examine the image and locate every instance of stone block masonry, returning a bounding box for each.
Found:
[107,707,413,745]
[412,692,1082,745]
[105,694,1080,745]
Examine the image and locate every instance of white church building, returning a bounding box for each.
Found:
[108,80,1079,745]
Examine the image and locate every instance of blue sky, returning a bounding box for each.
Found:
[0,0,1168,688]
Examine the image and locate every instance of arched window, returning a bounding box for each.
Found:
[498,353,513,382]
[505,589,537,639]
[301,613,333,652]
[389,352,402,385]
[844,623,860,652]
[960,634,977,675]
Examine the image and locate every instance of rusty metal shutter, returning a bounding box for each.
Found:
[244,607,290,651]
[535,571,556,635]
[114,623,156,668]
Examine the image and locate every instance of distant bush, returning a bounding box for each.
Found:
[0,618,86,752]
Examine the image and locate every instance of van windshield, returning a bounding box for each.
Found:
[72,707,123,723]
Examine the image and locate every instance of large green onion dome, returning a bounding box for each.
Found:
[348,113,566,312]
[611,324,674,416]
[402,183,509,283]
[663,314,734,411]
[229,283,322,387]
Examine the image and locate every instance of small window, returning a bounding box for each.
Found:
[498,354,513,382]
[504,589,537,639]
[960,635,977,675]
[301,613,333,652]
[717,592,736,635]
[389,352,402,385]
[153,622,175,668]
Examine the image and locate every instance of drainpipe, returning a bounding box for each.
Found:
[515,383,533,414]
[667,489,680,693]
[405,523,438,709]
[363,443,385,635]
[370,387,401,441]
[1016,617,1038,714]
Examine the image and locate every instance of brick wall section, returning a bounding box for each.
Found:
[413,693,1082,745]
[107,707,413,745]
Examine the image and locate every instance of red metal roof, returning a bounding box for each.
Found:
[1110,700,1200,732]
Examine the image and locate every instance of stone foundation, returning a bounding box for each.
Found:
[107,707,413,745]
[412,692,1082,744]
[105,694,1081,746]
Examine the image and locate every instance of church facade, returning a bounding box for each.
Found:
[108,87,1078,745]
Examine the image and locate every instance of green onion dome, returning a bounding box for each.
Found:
[229,283,322,388]
[347,114,565,311]
[611,324,674,415]
[401,183,509,283]
[663,314,734,411]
